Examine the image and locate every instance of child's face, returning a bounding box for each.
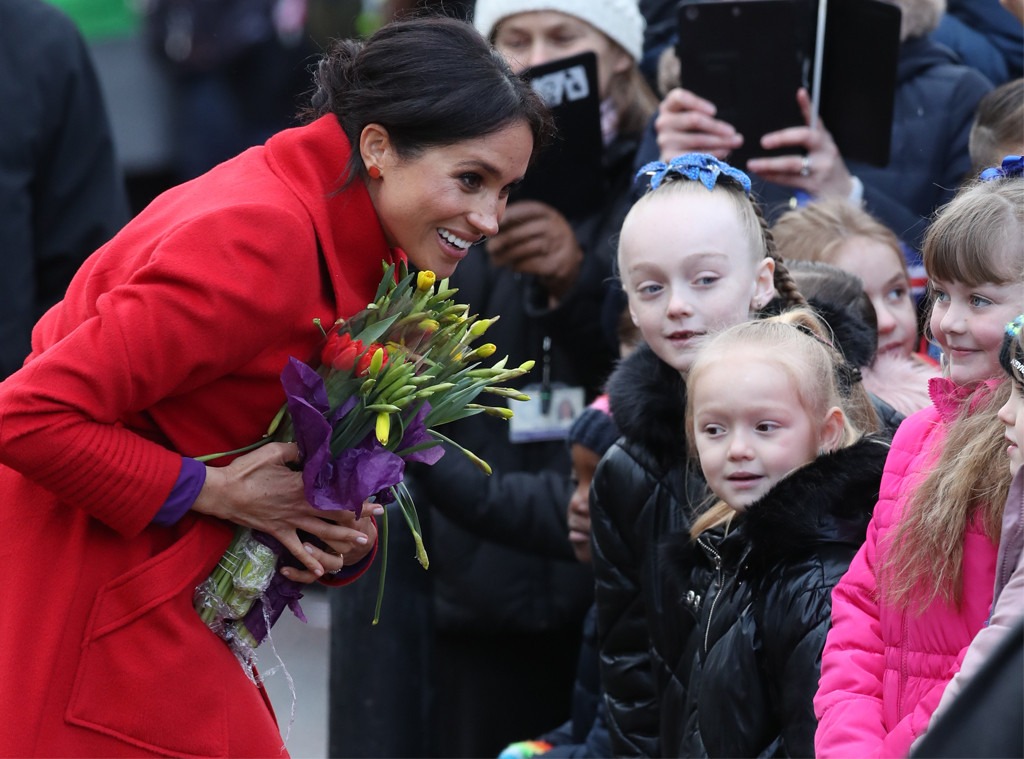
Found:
[619,191,774,374]
[567,443,601,564]
[834,236,918,359]
[691,353,843,512]
[929,276,1024,386]
[997,380,1024,479]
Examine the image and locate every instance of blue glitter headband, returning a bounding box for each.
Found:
[979,154,1024,182]
[635,153,752,195]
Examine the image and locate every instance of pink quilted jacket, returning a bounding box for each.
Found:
[814,379,999,758]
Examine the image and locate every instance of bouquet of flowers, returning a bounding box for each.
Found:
[194,262,533,666]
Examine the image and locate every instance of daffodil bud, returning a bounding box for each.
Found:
[368,346,386,377]
[483,406,514,420]
[416,271,436,292]
[483,386,532,401]
[375,412,391,445]
[469,317,494,338]
[413,535,430,569]
[418,318,440,334]
[519,360,536,372]
[472,343,497,359]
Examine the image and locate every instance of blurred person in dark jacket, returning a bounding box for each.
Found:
[0,0,129,379]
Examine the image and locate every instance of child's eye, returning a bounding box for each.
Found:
[694,274,719,287]
[885,286,908,302]
[755,421,780,433]
[932,288,949,302]
[970,294,993,308]
[701,423,725,437]
[636,282,663,297]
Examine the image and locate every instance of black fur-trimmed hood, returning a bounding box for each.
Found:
[606,343,689,470]
[742,435,889,569]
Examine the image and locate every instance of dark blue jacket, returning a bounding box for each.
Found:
[0,0,129,379]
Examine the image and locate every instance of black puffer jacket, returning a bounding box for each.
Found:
[590,344,711,757]
[660,436,889,758]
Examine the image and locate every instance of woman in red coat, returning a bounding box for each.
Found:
[0,16,549,758]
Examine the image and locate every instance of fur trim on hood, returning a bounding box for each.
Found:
[606,343,689,471]
[861,352,939,418]
[742,435,890,570]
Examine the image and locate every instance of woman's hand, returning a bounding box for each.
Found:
[192,442,380,582]
[746,88,854,199]
[654,87,743,161]
[285,507,380,584]
[485,200,583,301]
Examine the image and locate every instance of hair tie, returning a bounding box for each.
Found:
[635,153,752,195]
[790,321,861,396]
[836,362,863,398]
[979,154,1024,182]
[1006,314,1024,339]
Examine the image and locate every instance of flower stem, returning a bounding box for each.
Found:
[194,437,272,463]
[372,506,389,625]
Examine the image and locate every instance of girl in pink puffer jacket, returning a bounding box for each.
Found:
[813,160,1024,758]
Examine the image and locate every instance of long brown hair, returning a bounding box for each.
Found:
[880,381,1011,611]
[880,176,1023,611]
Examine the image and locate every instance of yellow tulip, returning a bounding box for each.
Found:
[416,271,436,292]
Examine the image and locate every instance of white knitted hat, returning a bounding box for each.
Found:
[473,0,646,63]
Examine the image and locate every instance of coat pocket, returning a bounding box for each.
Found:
[66,520,246,758]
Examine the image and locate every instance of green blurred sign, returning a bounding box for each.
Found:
[44,0,139,40]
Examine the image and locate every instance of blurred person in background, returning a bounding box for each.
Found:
[143,0,315,181]
[0,0,130,380]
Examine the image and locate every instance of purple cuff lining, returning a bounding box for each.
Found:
[152,457,207,526]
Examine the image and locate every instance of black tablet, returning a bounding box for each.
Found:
[820,0,901,166]
[675,0,900,168]
[514,51,605,220]
[676,0,811,167]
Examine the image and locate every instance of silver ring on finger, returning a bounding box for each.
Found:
[800,155,812,177]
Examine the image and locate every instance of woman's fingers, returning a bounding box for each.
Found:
[282,541,344,584]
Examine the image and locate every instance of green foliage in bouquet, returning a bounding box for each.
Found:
[194,262,534,662]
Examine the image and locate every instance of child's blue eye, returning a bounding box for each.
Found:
[970,294,993,307]
[694,275,719,287]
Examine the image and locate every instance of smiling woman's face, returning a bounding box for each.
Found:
[361,121,534,278]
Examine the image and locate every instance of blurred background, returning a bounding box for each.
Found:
[47,0,473,216]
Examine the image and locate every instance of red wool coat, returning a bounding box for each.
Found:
[0,115,395,757]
